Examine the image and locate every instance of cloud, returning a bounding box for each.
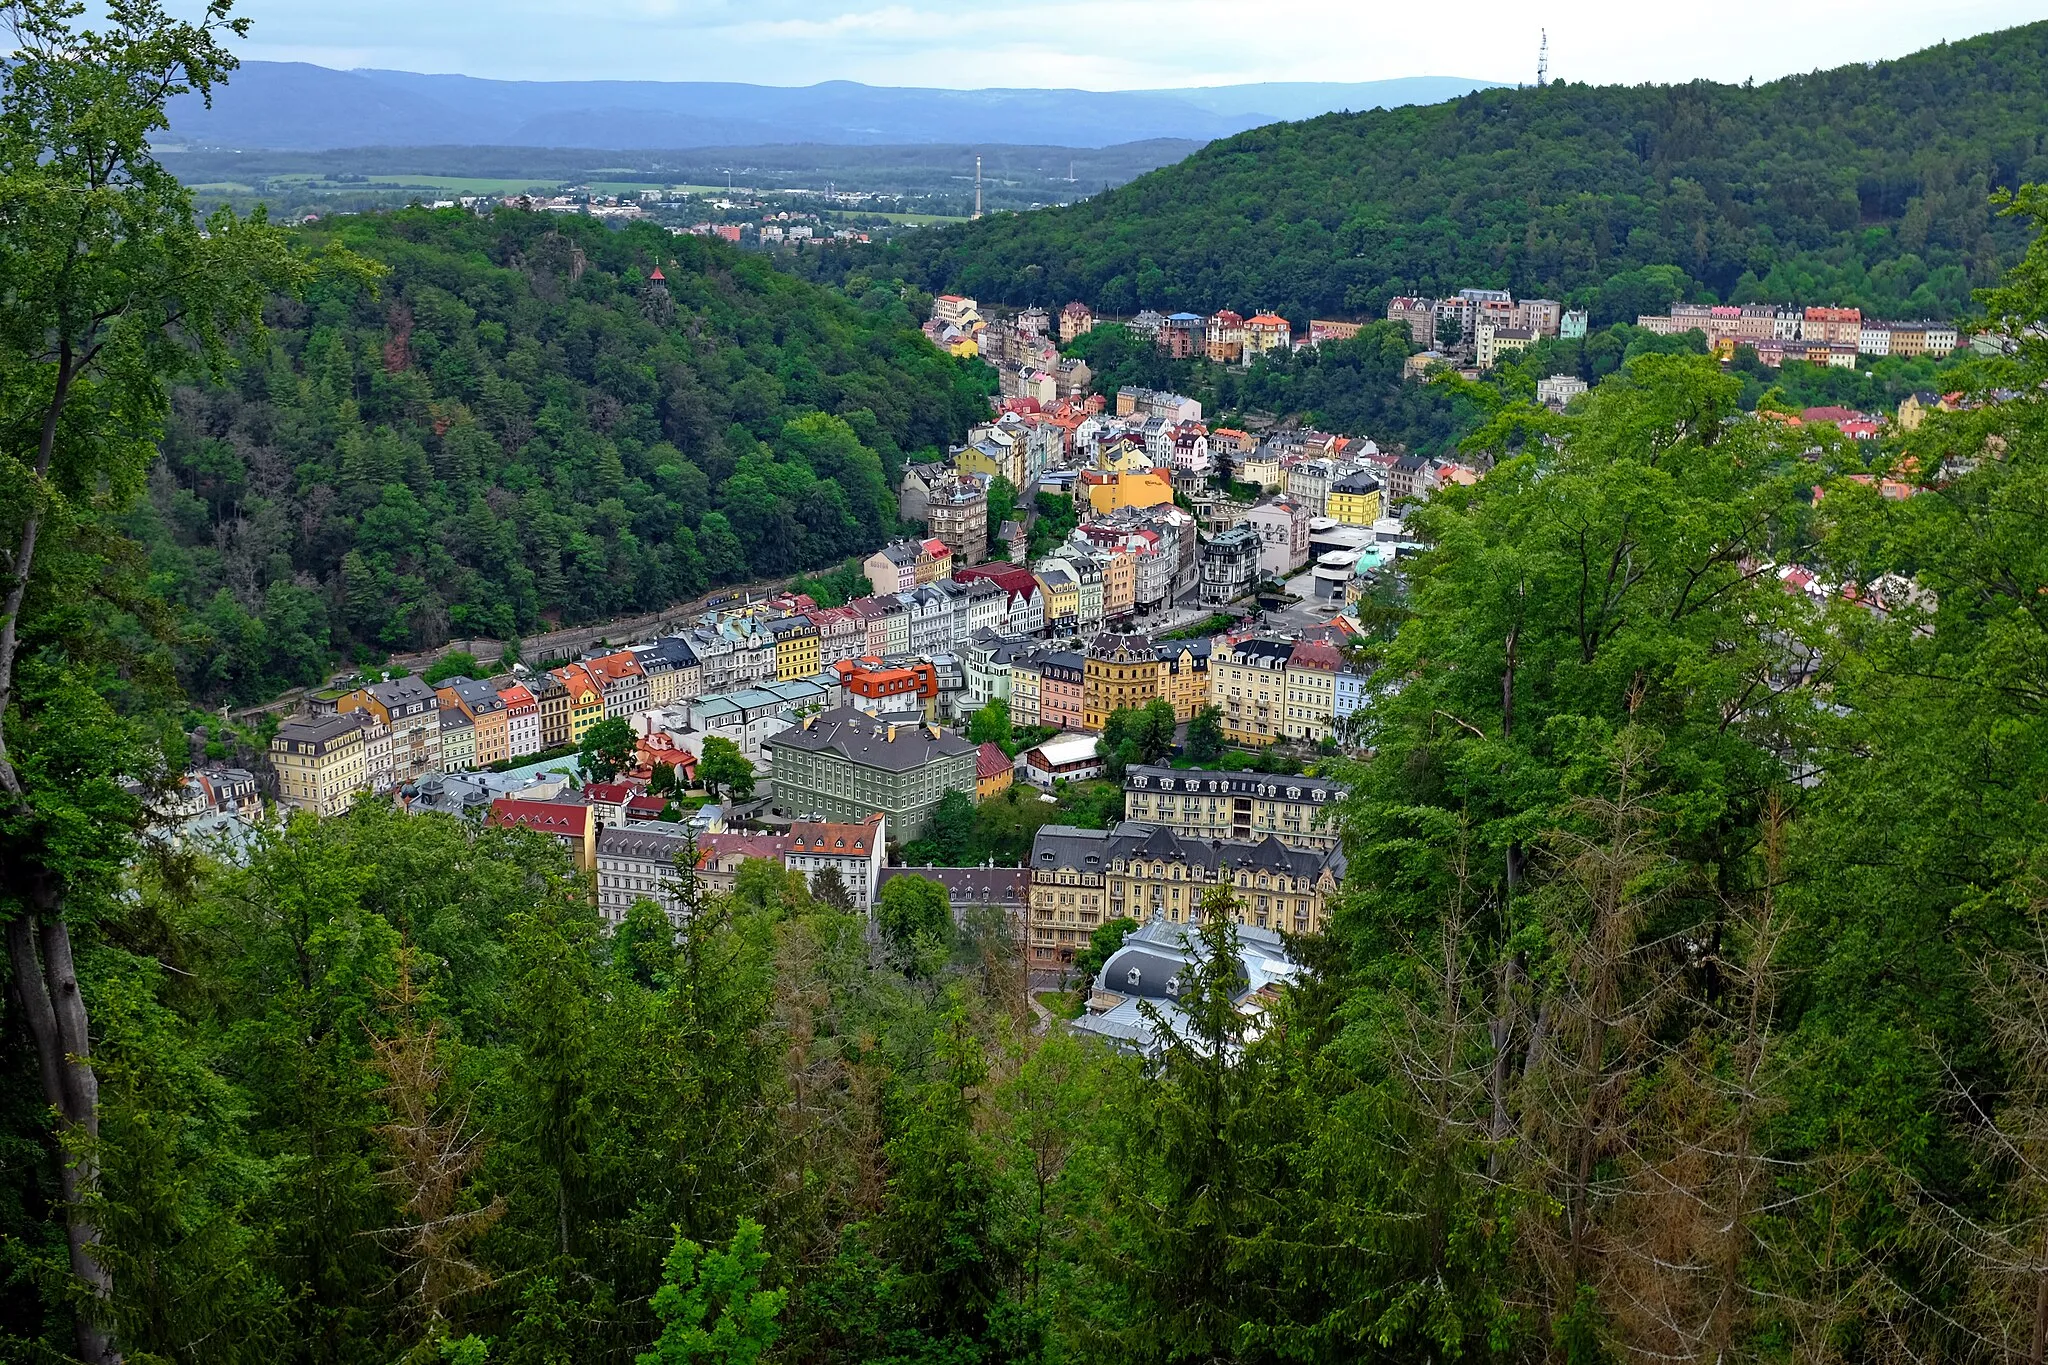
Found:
[207,0,2042,89]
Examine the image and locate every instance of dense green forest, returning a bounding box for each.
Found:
[140,209,990,704]
[11,189,2048,1365]
[8,9,2048,1364]
[803,22,2048,323]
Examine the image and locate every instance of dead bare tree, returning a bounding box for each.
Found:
[364,959,505,1335]
[1905,876,2048,1365]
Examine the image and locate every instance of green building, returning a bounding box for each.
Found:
[766,705,977,840]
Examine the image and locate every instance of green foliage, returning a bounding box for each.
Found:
[985,476,1021,546]
[1071,917,1138,982]
[613,898,678,989]
[787,559,870,610]
[1026,489,1080,560]
[875,875,952,972]
[647,761,678,796]
[143,208,990,704]
[919,788,979,866]
[697,736,754,801]
[421,651,480,686]
[577,715,637,783]
[967,698,1013,751]
[835,28,2046,324]
[900,783,1063,868]
[808,866,856,913]
[1155,613,1234,642]
[1098,698,1178,780]
[1183,705,1225,764]
[1052,779,1124,829]
[637,1219,786,1365]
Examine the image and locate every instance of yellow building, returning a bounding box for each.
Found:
[1034,561,1080,632]
[434,677,510,766]
[1238,454,1282,491]
[1325,471,1384,527]
[1025,825,1112,969]
[1100,550,1136,618]
[1085,471,1174,516]
[552,663,604,745]
[1083,632,1162,732]
[955,433,1024,488]
[1104,824,1342,936]
[1009,657,1043,729]
[1156,641,1212,721]
[771,617,822,682]
[976,742,1014,800]
[271,713,368,817]
[1122,764,1349,851]
[1282,639,1343,742]
[1210,636,1294,745]
[1896,391,1938,432]
[1093,439,1152,475]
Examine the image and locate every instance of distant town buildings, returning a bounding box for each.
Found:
[765,705,977,839]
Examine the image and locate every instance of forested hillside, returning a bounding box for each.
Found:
[11,10,2048,1364]
[809,21,2048,322]
[11,188,2048,1365]
[142,210,990,703]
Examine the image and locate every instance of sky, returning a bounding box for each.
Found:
[202,0,2040,89]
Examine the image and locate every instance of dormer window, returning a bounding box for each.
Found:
[1125,966,1142,988]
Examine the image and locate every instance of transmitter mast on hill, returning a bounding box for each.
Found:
[973,155,983,219]
[1537,30,1549,87]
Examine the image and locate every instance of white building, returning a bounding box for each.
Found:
[595,822,697,927]
[1021,732,1106,787]
[785,813,887,910]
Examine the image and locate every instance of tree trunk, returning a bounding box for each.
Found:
[8,908,120,1365]
[2032,1232,2048,1365]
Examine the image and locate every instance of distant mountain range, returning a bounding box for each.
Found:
[162,64,1497,152]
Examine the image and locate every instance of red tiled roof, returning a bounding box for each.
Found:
[583,651,646,685]
[977,742,1012,780]
[489,799,588,837]
[551,662,601,702]
[788,813,883,856]
[649,267,665,281]
[696,831,792,866]
[583,781,637,804]
[1289,639,1345,672]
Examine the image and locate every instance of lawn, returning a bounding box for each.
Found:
[1035,989,1086,1022]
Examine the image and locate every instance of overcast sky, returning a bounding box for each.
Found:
[207,0,2038,89]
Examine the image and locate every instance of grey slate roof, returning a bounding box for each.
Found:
[765,705,974,772]
[1125,764,1345,802]
[1107,821,1344,880]
[879,866,1028,904]
[598,823,695,862]
[367,675,438,709]
[443,677,506,713]
[1028,824,1110,874]
[1224,637,1296,667]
